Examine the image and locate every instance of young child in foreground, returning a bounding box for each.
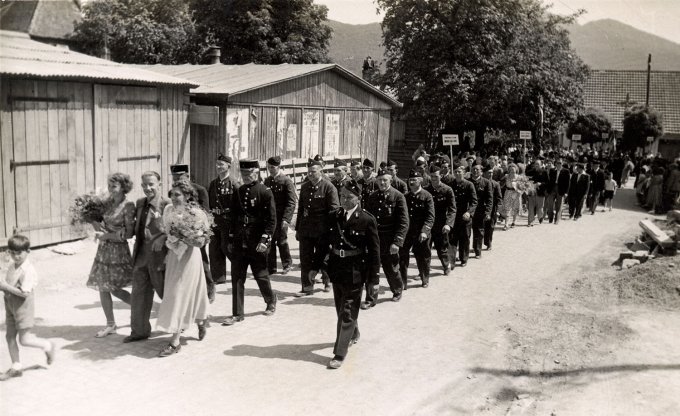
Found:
[603,171,617,212]
[1,234,57,378]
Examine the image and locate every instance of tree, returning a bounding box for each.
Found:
[377,0,589,147]
[71,0,207,64]
[622,104,664,150]
[190,0,332,64]
[566,107,612,145]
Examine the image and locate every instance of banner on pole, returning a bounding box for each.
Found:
[442,134,459,146]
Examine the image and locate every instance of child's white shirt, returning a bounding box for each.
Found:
[604,179,617,192]
[3,259,38,294]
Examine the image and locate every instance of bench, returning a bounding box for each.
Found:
[639,219,675,251]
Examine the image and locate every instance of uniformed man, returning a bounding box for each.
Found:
[439,156,455,188]
[170,163,215,302]
[385,160,408,194]
[222,160,277,326]
[349,160,364,181]
[208,154,239,286]
[425,165,456,275]
[482,162,503,250]
[399,170,435,288]
[295,158,340,296]
[331,159,350,195]
[469,164,493,259]
[449,162,478,267]
[363,167,409,306]
[264,156,297,274]
[414,159,431,188]
[311,180,380,369]
[358,158,378,205]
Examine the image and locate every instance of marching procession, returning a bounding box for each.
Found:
[3,142,680,376]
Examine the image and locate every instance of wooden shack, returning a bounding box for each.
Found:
[0,30,197,247]
[142,63,402,187]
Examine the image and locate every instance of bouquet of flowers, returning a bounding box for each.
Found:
[164,206,214,256]
[69,192,109,226]
[513,175,536,195]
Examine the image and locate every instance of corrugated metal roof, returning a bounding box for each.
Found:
[584,70,680,135]
[0,30,198,87]
[139,63,402,108]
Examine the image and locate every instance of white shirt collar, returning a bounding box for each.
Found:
[345,205,358,219]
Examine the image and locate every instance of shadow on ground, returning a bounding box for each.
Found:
[470,363,680,378]
[223,342,335,366]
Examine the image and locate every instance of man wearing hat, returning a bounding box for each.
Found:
[439,156,455,187]
[587,159,606,215]
[223,160,277,325]
[310,180,380,369]
[364,166,409,304]
[400,170,435,288]
[469,163,493,258]
[170,163,214,301]
[425,165,456,274]
[208,154,239,288]
[385,160,408,194]
[482,162,503,250]
[349,160,364,181]
[358,158,378,204]
[264,156,298,275]
[295,158,339,296]
[449,162,478,267]
[568,163,590,220]
[331,159,350,195]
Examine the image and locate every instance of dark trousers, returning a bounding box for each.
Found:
[332,281,362,358]
[544,192,564,223]
[298,235,327,292]
[267,223,292,273]
[471,218,485,256]
[230,249,275,317]
[588,191,601,213]
[430,230,450,269]
[449,220,472,264]
[568,196,586,218]
[209,225,230,283]
[129,263,164,338]
[483,214,496,248]
[365,238,402,303]
[399,232,431,286]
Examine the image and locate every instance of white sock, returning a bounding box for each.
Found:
[11,362,22,371]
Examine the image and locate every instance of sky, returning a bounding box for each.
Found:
[315,0,680,44]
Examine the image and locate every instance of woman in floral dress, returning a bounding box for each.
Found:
[86,173,135,338]
[501,164,522,230]
[156,179,210,357]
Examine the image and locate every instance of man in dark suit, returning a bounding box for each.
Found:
[295,158,339,296]
[312,180,380,369]
[568,163,590,220]
[544,158,571,224]
[222,160,278,326]
[264,156,297,275]
[469,163,493,258]
[124,171,170,343]
[587,159,606,214]
[170,164,215,302]
[364,167,409,305]
[208,154,239,286]
[482,162,502,250]
[449,162,478,267]
[400,170,435,288]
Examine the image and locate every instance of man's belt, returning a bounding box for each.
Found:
[212,208,230,215]
[330,248,362,258]
[238,215,260,225]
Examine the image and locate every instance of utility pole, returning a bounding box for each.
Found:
[645,54,651,107]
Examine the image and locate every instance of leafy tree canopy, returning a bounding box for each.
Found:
[622,104,663,150]
[377,0,589,144]
[566,107,612,144]
[72,0,205,64]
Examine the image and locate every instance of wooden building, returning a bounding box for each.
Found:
[0,30,197,247]
[142,63,402,187]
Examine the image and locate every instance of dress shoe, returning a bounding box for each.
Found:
[281,266,292,274]
[323,283,331,293]
[264,301,277,316]
[442,267,450,276]
[294,290,313,297]
[460,262,467,267]
[158,343,181,357]
[475,254,481,259]
[197,324,207,341]
[392,293,402,302]
[485,245,492,251]
[221,316,244,326]
[328,356,344,369]
[5,368,22,378]
[123,334,149,343]
[213,275,228,284]
[360,302,375,310]
[45,342,58,365]
[350,334,360,345]
[422,282,429,288]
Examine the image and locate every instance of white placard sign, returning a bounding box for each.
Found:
[519,130,531,140]
[571,134,582,142]
[442,134,459,146]
[646,136,654,143]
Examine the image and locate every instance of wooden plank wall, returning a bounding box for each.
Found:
[0,78,13,245]
[190,122,222,188]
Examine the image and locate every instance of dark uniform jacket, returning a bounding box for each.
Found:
[425,182,456,232]
[191,182,209,211]
[322,207,381,285]
[228,181,277,252]
[365,187,409,247]
[264,173,297,224]
[451,178,478,222]
[589,169,606,193]
[404,189,435,236]
[441,173,455,188]
[569,172,590,200]
[470,176,493,221]
[208,176,239,227]
[392,176,408,195]
[330,176,350,196]
[295,177,339,239]
[547,168,571,196]
[358,175,378,205]
[528,168,549,197]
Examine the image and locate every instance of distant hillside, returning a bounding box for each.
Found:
[328,19,680,75]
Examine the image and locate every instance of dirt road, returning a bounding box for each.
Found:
[1,185,678,415]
